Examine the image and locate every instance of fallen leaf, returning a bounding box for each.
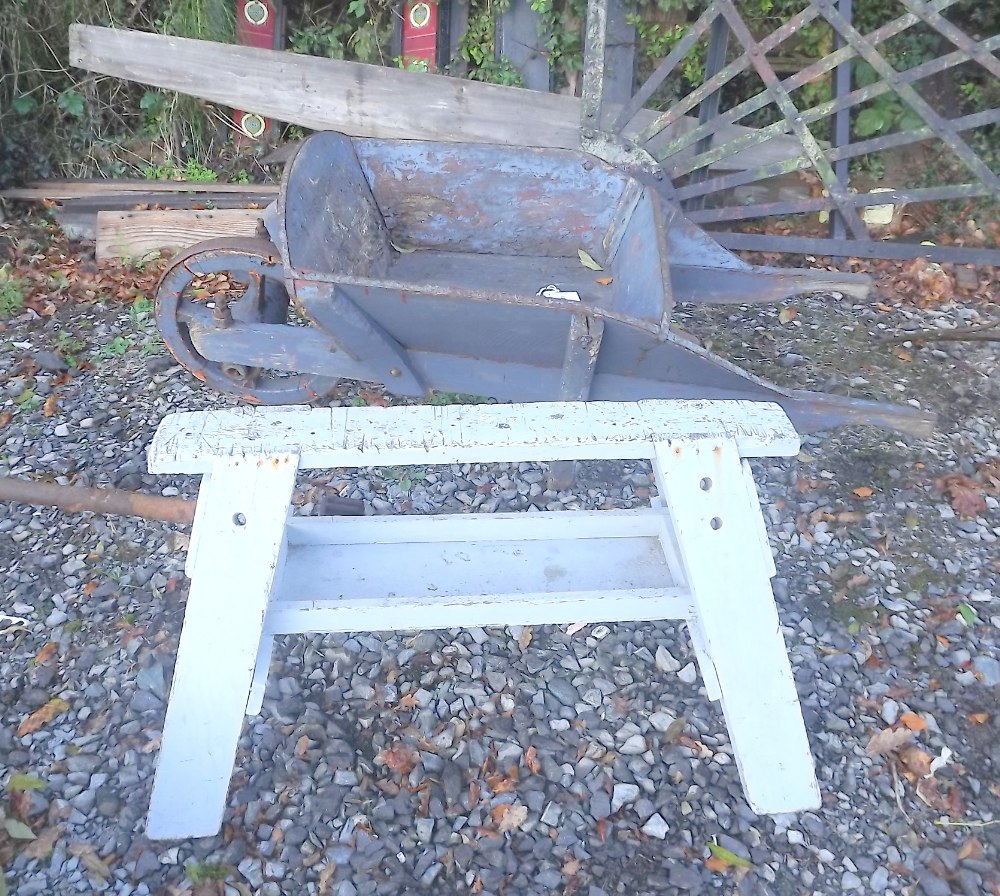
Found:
[33,642,57,666]
[359,388,389,407]
[969,712,989,725]
[562,857,581,876]
[4,818,35,840]
[42,394,58,417]
[899,713,927,731]
[486,773,518,794]
[517,626,533,650]
[707,842,753,869]
[0,410,12,427]
[595,816,608,842]
[68,843,111,881]
[375,742,419,775]
[958,602,980,626]
[16,698,70,737]
[958,837,984,861]
[565,621,588,636]
[22,825,62,860]
[899,745,934,779]
[705,856,732,873]
[396,692,419,711]
[496,804,528,833]
[936,474,987,518]
[595,276,613,286]
[578,249,603,271]
[853,486,874,498]
[892,346,913,362]
[778,306,798,323]
[523,745,541,775]
[6,773,46,791]
[865,727,915,757]
[295,735,310,758]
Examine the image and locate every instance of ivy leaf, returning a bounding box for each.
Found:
[348,0,367,17]
[12,95,38,116]
[57,90,85,119]
[855,107,889,137]
[139,91,163,113]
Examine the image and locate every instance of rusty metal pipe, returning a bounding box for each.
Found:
[0,476,367,523]
[0,477,196,525]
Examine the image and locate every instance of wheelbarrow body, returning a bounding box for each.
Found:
[157,131,932,435]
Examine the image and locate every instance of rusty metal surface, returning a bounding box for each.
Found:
[154,131,934,435]
[0,477,196,525]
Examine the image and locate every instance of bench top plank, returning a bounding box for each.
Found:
[149,399,798,473]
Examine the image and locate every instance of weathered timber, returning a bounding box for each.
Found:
[95,208,263,260]
[2,180,279,200]
[69,25,804,170]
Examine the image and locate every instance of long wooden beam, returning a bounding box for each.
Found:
[69,25,802,170]
[95,208,262,260]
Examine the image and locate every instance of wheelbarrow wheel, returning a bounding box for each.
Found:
[155,238,339,405]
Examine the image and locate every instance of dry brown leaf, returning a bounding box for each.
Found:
[486,772,518,794]
[778,307,798,324]
[295,735,310,758]
[22,825,63,860]
[969,712,989,725]
[936,474,987,518]
[853,486,874,499]
[705,856,732,873]
[69,843,111,881]
[0,410,12,427]
[595,276,613,286]
[518,626,533,650]
[376,742,419,775]
[496,804,528,833]
[958,837,984,861]
[865,727,915,757]
[892,346,913,362]
[17,697,70,737]
[562,857,581,876]
[42,394,59,418]
[899,745,934,779]
[523,745,541,775]
[396,692,419,711]
[899,712,927,731]
[33,642,58,665]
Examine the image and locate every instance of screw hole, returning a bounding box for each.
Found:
[233,513,247,526]
[710,517,723,530]
[700,477,712,491]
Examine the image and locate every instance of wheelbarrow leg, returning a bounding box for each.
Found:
[547,315,605,491]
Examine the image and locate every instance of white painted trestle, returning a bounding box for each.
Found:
[144,399,820,839]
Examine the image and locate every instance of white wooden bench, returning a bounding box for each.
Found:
[144,399,820,839]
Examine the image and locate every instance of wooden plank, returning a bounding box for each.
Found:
[69,25,806,170]
[652,438,819,813]
[145,454,297,839]
[95,208,263,260]
[3,180,278,200]
[149,400,800,474]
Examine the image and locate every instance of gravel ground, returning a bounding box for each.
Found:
[2,274,1000,896]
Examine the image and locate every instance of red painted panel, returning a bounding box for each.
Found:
[401,0,438,68]
[233,1,281,138]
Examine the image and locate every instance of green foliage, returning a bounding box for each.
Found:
[185,862,230,885]
[6,774,45,792]
[287,0,395,66]
[95,336,133,360]
[0,267,26,319]
[55,331,86,367]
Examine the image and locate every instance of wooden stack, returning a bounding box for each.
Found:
[2,180,278,260]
